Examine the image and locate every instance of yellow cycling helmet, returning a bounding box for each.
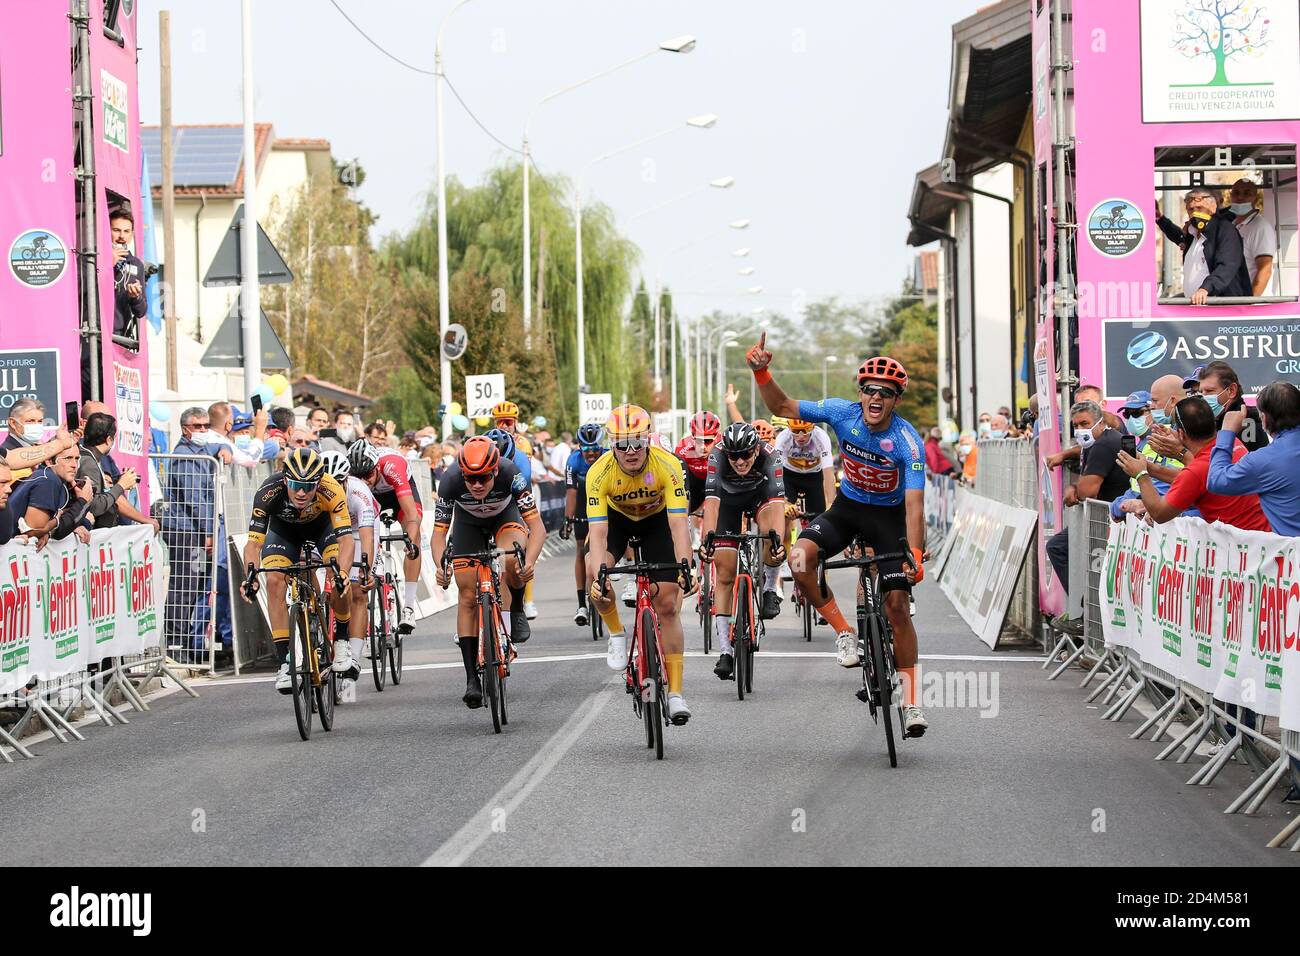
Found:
[491,400,520,420]
[770,415,790,432]
[606,404,652,439]
[788,418,814,435]
[751,419,775,443]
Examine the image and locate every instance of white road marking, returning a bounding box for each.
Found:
[422,683,615,867]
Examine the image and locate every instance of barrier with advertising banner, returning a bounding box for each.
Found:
[0,525,163,696]
[1100,515,1300,732]
[933,486,1039,649]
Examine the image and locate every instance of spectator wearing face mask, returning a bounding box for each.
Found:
[957,430,978,482]
[987,413,1012,440]
[205,402,273,467]
[924,427,955,476]
[317,409,358,454]
[1196,360,1268,453]
[1,397,80,481]
[1226,178,1278,297]
[1045,384,1124,473]
[1179,187,1252,305]
[1207,381,1300,534]
[228,411,281,463]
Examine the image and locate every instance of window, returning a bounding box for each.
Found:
[1153,144,1297,304]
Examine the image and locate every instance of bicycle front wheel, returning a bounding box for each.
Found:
[700,568,713,654]
[289,606,312,741]
[734,578,750,701]
[867,613,897,768]
[315,616,336,732]
[369,583,387,692]
[482,599,501,734]
[801,586,813,641]
[640,607,664,760]
[386,576,403,685]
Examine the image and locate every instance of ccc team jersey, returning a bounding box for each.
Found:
[773,427,834,474]
[585,445,687,521]
[797,399,924,507]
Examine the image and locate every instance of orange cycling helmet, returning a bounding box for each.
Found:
[458,436,500,476]
[857,356,908,393]
[689,410,722,439]
[751,419,775,443]
[606,404,652,440]
[788,418,814,435]
[491,400,520,420]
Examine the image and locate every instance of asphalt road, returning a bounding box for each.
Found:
[2,542,1296,866]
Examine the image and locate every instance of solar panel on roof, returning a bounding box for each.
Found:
[139,127,244,188]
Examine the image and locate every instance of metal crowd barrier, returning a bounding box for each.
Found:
[970,438,1040,640]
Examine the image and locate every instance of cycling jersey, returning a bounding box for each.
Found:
[703,445,784,502]
[797,399,924,507]
[773,428,834,475]
[585,445,687,522]
[247,472,352,544]
[373,454,415,498]
[344,475,378,531]
[565,448,595,494]
[511,447,533,483]
[434,459,537,527]
[673,437,709,481]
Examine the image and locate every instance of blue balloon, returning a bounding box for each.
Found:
[533,416,547,428]
[255,384,275,407]
[452,414,470,432]
[149,401,172,423]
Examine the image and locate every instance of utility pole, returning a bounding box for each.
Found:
[73,0,101,401]
[239,0,261,405]
[160,11,179,392]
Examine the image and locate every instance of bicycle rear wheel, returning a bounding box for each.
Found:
[385,576,403,685]
[368,583,387,692]
[482,598,501,734]
[289,606,312,741]
[640,608,664,760]
[801,586,813,641]
[700,566,713,654]
[734,578,750,702]
[315,616,336,732]
[867,613,897,768]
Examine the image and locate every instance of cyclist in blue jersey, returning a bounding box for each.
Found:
[486,427,532,483]
[560,422,607,625]
[746,332,929,738]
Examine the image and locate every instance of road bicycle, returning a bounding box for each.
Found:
[20,235,52,260]
[597,540,691,760]
[818,537,916,768]
[245,558,346,741]
[704,528,780,701]
[786,494,817,642]
[1098,203,1130,229]
[697,554,715,654]
[443,539,524,734]
[565,517,605,643]
[368,511,414,689]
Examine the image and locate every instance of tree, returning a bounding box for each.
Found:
[1171,0,1272,86]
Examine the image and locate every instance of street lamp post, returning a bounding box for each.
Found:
[822,355,839,395]
[523,35,696,343]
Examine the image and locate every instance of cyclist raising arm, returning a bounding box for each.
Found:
[747,332,929,738]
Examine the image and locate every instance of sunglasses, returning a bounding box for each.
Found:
[286,478,319,493]
[463,473,493,486]
[1120,407,1150,419]
[726,447,758,461]
[612,438,649,452]
[860,384,899,400]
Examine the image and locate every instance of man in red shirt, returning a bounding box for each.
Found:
[1116,396,1269,530]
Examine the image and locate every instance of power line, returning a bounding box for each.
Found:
[328,0,437,76]
[442,73,525,157]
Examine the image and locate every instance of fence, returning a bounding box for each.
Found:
[1038,499,1300,851]
[152,453,223,671]
[969,438,1041,640]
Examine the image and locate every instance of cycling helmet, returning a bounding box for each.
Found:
[491,400,520,421]
[770,415,790,433]
[788,418,815,435]
[484,427,517,461]
[576,422,605,448]
[458,436,500,476]
[751,419,775,443]
[284,447,326,483]
[720,422,759,456]
[319,450,351,481]
[606,404,652,440]
[688,410,722,440]
[857,356,908,393]
[347,438,381,478]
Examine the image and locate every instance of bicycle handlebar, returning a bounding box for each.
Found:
[597,559,692,594]
[441,541,526,571]
[820,537,917,573]
[244,558,347,596]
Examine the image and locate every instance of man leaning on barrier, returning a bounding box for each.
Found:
[1108,378,1189,522]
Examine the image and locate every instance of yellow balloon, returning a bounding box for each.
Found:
[265,373,289,395]
[447,402,463,417]
[474,415,491,427]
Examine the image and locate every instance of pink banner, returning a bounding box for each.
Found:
[0,4,80,436]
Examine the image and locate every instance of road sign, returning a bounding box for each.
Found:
[653,412,674,441]
[579,392,612,426]
[465,374,505,418]
[200,300,291,369]
[202,203,294,287]
[442,323,468,361]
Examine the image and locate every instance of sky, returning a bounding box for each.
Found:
[137,0,988,324]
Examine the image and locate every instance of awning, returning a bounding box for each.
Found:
[906,163,965,247]
[291,374,375,411]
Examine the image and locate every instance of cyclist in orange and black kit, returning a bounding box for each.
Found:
[430,437,545,708]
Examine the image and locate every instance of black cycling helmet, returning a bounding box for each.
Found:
[720,421,759,456]
[347,438,381,478]
[284,447,326,483]
[576,422,605,448]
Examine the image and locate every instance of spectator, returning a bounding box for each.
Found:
[306,406,330,437]
[1181,365,1205,397]
[229,411,280,463]
[365,420,390,448]
[1045,384,1123,473]
[957,430,978,482]
[1207,381,1300,535]
[1155,190,1196,259]
[78,411,158,532]
[1200,360,1269,453]
[1109,379,1190,521]
[1117,396,1267,530]
[110,209,147,343]
[976,411,992,439]
[1227,178,1278,297]
[317,408,357,454]
[163,408,223,655]
[987,412,1012,439]
[0,461,14,545]
[1046,400,1130,632]
[1180,187,1251,304]
[925,426,955,476]
[268,406,295,443]
[399,431,419,461]
[208,402,275,467]
[4,445,92,544]
[2,397,79,481]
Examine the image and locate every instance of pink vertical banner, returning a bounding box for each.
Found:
[1032,0,1064,615]
[0,4,80,437]
[87,0,150,500]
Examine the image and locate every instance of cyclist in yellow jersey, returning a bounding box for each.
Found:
[491,399,538,615]
[586,404,697,724]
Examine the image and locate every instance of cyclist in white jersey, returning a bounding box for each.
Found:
[321,451,378,698]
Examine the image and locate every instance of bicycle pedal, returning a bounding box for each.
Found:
[855,687,871,704]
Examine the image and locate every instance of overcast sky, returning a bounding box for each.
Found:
[138,0,986,322]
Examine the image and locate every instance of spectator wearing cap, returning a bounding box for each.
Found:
[1182,366,1204,396]
[230,410,281,463]
[1180,187,1252,304]
[1109,378,1191,521]
[1207,382,1300,535]
[1227,178,1278,297]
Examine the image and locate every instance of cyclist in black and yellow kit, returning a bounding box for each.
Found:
[241,448,355,694]
[585,404,698,724]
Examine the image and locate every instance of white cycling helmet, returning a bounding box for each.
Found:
[347,438,382,478]
[319,450,351,481]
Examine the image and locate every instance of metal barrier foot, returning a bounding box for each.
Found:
[1042,631,1075,670]
[0,724,35,761]
[1078,650,1113,689]
[1085,658,1125,702]
[1105,678,1144,721]
[1223,756,1287,815]
[1047,640,1086,681]
[1128,689,1176,738]
[1188,733,1241,786]
[1100,663,1133,707]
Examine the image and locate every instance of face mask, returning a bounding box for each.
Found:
[1229,202,1255,216]
[1151,410,1171,427]
[942,429,958,444]
[1125,416,1149,437]
[442,455,453,467]
[1202,391,1225,416]
[1074,426,1096,449]
[977,422,991,436]
[187,429,212,444]
[235,434,251,450]
[22,424,46,443]
[1190,210,1213,231]
[337,427,356,444]
[988,430,1006,440]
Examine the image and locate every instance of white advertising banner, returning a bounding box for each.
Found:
[936,491,1039,649]
[1100,515,1300,731]
[0,524,164,695]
